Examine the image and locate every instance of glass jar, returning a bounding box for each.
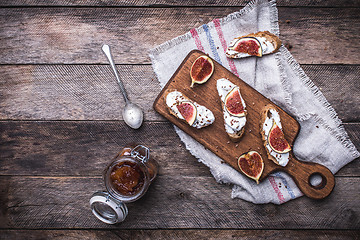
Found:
[90,144,158,224]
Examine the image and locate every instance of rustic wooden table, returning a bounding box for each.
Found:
[0,0,359,239]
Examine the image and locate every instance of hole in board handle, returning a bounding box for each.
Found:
[309,173,327,190]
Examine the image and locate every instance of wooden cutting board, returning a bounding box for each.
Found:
[153,50,334,200]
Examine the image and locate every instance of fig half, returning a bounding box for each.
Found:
[224,87,246,117]
[229,37,262,57]
[268,121,291,153]
[176,101,197,126]
[190,55,214,88]
[238,151,264,184]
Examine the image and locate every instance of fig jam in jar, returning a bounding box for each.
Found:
[90,144,158,224]
[110,161,145,196]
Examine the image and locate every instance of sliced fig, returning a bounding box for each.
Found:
[238,151,264,184]
[268,121,291,153]
[224,87,246,117]
[190,55,214,88]
[229,37,262,57]
[176,101,197,126]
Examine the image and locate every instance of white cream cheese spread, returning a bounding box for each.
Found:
[216,78,246,134]
[256,37,275,54]
[165,91,215,129]
[262,108,290,167]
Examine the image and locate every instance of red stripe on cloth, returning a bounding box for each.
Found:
[213,19,239,77]
[268,176,285,204]
[190,28,205,52]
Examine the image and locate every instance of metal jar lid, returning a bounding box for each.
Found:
[90,191,128,224]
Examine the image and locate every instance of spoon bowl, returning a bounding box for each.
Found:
[102,44,144,129]
[123,102,143,129]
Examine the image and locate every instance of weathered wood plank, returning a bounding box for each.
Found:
[0,176,358,229]
[0,121,358,177]
[0,65,161,121]
[0,229,358,240]
[0,8,358,64]
[301,65,360,123]
[0,0,358,7]
[0,120,209,176]
[0,65,359,122]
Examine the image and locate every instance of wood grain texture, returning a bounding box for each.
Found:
[1,64,359,122]
[0,7,359,64]
[301,65,360,123]
[0,120,210,176]
[0,121,358,177]
[0,65,160,121]
[0,176,359,229]
[0,230,359,240]
[0,0,359,7]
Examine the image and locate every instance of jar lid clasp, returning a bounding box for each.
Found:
[131,145,150,163]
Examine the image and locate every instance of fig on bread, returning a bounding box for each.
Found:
[164,90,215,129]
[216,78,247,142]
[226,31,281,59]
[260,105,291,167]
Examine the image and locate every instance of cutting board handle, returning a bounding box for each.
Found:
[286,155,335,200]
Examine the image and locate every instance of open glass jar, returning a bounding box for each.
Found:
[90,144,158,224]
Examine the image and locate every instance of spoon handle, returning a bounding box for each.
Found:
[102,44,129,103]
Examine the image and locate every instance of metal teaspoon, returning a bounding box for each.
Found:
[102,44,143,129]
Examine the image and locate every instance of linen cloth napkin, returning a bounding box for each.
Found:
[149,0,359,204]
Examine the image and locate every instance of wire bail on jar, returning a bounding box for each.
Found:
[131,145,149,163]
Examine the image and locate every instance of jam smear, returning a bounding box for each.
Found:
[110,161,145,196]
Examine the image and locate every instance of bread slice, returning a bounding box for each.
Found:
[222,100,246,142]
[226,31,282,59]
[260,105,290,167]
[164,89,215,129]
[216,78,247,142]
